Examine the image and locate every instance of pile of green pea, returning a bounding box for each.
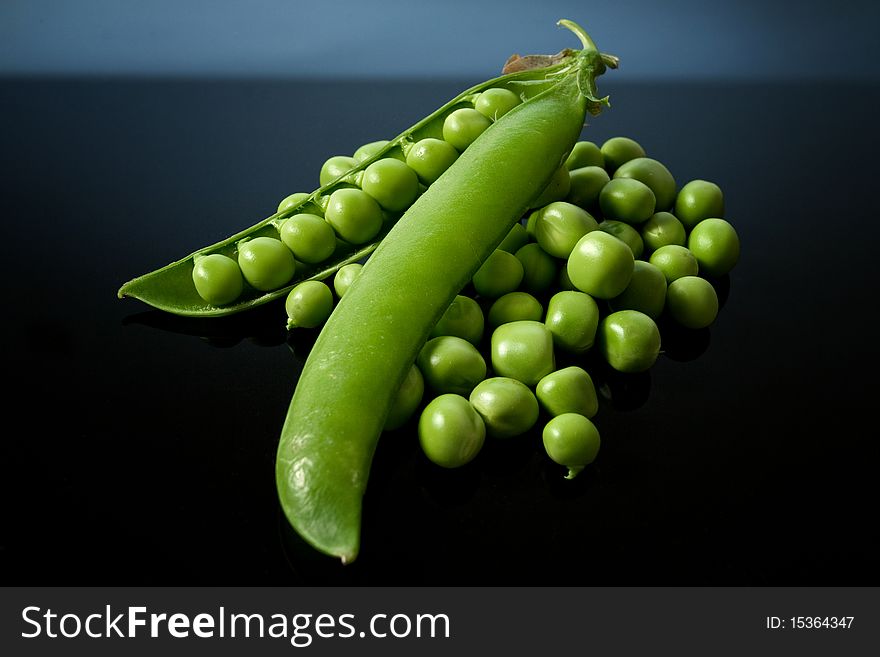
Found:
[190,87,526,307]
[285,133,739,479]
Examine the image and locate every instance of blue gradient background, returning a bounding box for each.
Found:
[2,0,878,80]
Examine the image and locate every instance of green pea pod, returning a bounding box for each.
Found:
[277,20,616,562]
[116,25,616,318]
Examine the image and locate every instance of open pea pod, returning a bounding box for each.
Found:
[116,42,616,318]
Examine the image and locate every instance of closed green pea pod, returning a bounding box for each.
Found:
[276,20,616,562]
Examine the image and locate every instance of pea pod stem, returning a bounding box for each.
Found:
[276,20,614,562]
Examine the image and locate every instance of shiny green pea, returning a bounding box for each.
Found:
[599,219,644,259]
[566,165,610,209]
[675,179,724,229]
[405,138,459,185]
[361,158,420,212]
[608,260,667,319]
[277,192,310,214]
[614,157,677,211]
[490,320,556,387]
[352,140,390,163]
[536,366,598,418]
[333,263,362,297]
[600,136,646,172]
[530,201,599,259]
[515,243,558,294]
[442,108,491,151]
[544,290,599,352]
[666,276,719,329]
[279,213,337,264]
[472,249,524,298]
[487,291,543,328]
[641,211,686,253]
[430,294,485,345]
[324,188,383,244]
[319,155,358,187]
[285,280,334,329]
[191,253,244,305]
[474,87,521,120]
[384,364,425,431]
[418,394,485,468]
[565,141,604,170]
[417,335,487,396]
[567,230,634,299]
[469,377,539,439]
[687,218,740,276]
[599,177,656,224]
[597,310,661,373]
[543,413,600,479]
[237,236,296,292]
[648,244,699,284]
[529,166,572,209]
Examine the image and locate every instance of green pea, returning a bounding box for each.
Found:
[543,413,600,479]
[530,201,599,259]
[487,291,543,327]
[405,138,459,185]
[285,280,334,329]
[675,179,724,229]
[490,320,555,387]
[600,136,646,173]
[360,157,420,212]
[333,263,362,297]
[430,294,485,345]
[319,155,358,187]
[237,236,296,291]
[418,394,485,468]
[687,218,740,276]
[279,213,337,264]
[608,260,667,319]
[599,219,644,259]
[277,192,310,214]
[442,108,491,151]
[597,310,661,373]
[649,244,699,284]
[352,140,390,163]
[599,177,656,224]
[324,188,383,244]
[641,211,686,253]
[191,253,244,305]
[565,141,604,170]
[515,243,558,294]
[384,364,425,431]
[474,87,521,120]
[544,290,599,352]
[529,166,572,209]
[497,222,529,254]
[469,377,539,438]
[614,157,677,211]
[567,230,634,299]
[536,366,598,418]
[417,335,487,395]
[566,165,610,209]
[666,276,719,329]
[472,249,524,298]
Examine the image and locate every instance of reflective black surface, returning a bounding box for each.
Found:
[2,78,878,584]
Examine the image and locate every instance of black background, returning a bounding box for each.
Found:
[2,77,878,585]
